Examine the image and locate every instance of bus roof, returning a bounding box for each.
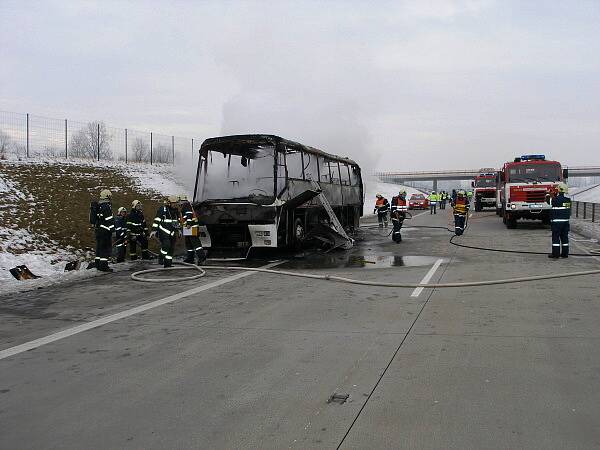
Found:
[200,134,360,166]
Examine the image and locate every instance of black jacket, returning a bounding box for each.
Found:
[126,209,148,236]
[548,193,571,223]
[115,215,127,241]
[180,201,199,229]
[96,201,115,235]
[152,205,181,237]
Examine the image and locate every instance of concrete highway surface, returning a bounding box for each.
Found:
[2,209,600,449]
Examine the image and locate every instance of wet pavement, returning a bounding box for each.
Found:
[2,210,600,449]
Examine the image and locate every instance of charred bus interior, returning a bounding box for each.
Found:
[193,135,364,257]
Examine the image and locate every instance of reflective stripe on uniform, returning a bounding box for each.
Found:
[159,225,174,235]
[165,255,173,260]
[100,225,113,231]
[551,219,569,222]
[195,246,203,251]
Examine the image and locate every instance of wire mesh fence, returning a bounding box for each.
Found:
[0,110,201,165]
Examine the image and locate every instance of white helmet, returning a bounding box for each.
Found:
[131,200,142,210]
[167,195,179,204]
[179,194,189,202]
[99,189,112,200]
[117,207,127,215]
[557,182,568,193]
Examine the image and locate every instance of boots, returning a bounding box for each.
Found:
[196,249,206,264]
[97,260,113,272]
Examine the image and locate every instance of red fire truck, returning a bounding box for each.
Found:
[472,168,497,211]
[497,154,568,228]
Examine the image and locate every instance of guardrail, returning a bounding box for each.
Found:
[573,201,598,223]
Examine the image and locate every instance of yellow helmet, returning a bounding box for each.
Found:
[167,195,179,204]
[557,182,568,193]
[179,194,189,202]
[99,189,112,200]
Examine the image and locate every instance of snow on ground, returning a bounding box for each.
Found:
[0,157,187,295]
[570,184,600,203]
[363,177,425,214]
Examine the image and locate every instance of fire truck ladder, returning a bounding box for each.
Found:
[310,180,354,249]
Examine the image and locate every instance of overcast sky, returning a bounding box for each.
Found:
[1,0,599,172]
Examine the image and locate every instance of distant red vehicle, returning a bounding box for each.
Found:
[408,193,429,210]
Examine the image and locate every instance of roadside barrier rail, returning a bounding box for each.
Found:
[573,201,598,223]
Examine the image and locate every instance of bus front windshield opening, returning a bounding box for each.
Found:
[200,146,276,203]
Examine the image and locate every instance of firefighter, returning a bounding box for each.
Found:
[374,193,390,228]
[546,183,571,258]
[179,194,206,264]
[127,200,150,260]
[428,191,438,214]
[453,190,470,236]
[151,195,181,267]
[439,191,446,210]
[94,189,115,272]
[390,190,408,243]
[114,207,128,263]
[451,189,457,206]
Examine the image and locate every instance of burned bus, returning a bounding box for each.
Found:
[192,135,364,257]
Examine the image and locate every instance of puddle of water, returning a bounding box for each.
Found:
[282,254,447,270]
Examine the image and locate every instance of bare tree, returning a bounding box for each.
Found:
[69,121,112,159]
[132,137,149,162]
[152,142,172,164]
[0,129,11,159]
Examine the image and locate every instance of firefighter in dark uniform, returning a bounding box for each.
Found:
[453,190,470,236]
[151,195,181,268]
[114,207,128,263]
[126,200,150,260]
[95,189,115,272]
[547,183,571,258]
[179,195,206,264]
[374,193,390,228]
[390,190,408,243]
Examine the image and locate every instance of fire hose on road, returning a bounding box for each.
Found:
[131,212,600,286]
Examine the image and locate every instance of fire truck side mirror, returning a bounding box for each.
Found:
[562,168,569,179]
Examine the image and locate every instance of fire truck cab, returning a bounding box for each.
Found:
[471,168,497,212]
[497,154,568,228]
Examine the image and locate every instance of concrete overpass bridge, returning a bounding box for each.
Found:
[376,166,600,191]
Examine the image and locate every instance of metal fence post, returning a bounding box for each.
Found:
[172,135,175,164]
[583,202,587,220]
[64,119,68,158]
[191,138,194,158]
[150,132,153,165]
[97,123,100,161]
[593,203,596,223]
[124,129,128,164]
[576,201,579,218]
[26,113,29,158]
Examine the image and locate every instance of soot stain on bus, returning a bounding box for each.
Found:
[192,135,364,258]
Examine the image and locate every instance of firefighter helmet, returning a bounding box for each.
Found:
[399,190,406,195]
[179,194,189,202]
[117,207,127,215]
[167,195,179,204]
[457,190,466,196]
[99,189,112,200]
[376,193,382,198]
[132,200,142,209]
[557,183,568,193]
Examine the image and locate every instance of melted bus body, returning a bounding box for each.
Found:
[192,135,364,256]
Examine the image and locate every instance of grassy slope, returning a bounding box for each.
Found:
[0,161,166,256]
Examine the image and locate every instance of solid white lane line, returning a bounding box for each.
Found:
[0,261,284,361]
[410,210,430,219]
[410,258,444,298]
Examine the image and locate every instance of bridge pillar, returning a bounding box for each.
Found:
[432,179,438,192]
